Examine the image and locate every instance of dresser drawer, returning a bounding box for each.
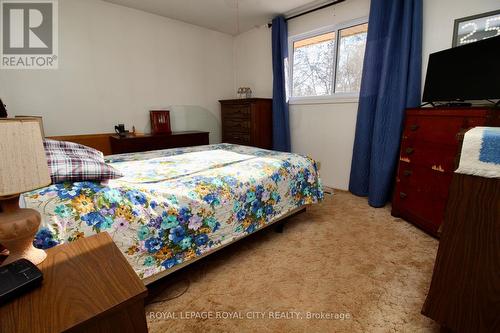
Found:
[222,105,251,119]
[393,182,446,235]
[403,116,467,145]
[222,132,251,145]
[222,118,251,132]
[396,161,453,199]
[399,140,458,172]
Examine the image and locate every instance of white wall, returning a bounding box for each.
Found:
[0,0,235,143]
[234,0,500,190]
[233,26,273,98]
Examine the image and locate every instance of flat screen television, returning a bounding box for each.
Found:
[422,35,500,103]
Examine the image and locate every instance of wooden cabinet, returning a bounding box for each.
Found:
[391,107,499,236]
[110,131,209,154]
[422,174,500,332]
[0,233,148,333]
[220,98,272,149]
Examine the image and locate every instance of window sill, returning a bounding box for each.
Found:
[289,95,359,105]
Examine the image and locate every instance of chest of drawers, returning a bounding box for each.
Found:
[219,98,272,149]
[391,107,499,236]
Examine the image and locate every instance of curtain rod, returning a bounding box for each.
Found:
[267,0,346,28]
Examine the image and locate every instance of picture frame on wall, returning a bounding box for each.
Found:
[452,9,500,47]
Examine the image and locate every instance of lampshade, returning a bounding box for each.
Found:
[0,119,51,197]
[15,116,45,137]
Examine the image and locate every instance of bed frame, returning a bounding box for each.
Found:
[143,205,306,285]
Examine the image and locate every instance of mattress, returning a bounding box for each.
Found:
[23,144,323,280]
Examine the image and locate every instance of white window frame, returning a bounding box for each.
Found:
[288,17,368,105]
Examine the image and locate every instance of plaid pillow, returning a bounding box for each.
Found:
[43,139,104,160]
[43,139,123,183]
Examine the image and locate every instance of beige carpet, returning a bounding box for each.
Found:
[145,191,440,333]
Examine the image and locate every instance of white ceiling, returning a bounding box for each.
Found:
[102,0,332,35]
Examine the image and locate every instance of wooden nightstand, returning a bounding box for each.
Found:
[110,131,209,154]
[0,233,148,333]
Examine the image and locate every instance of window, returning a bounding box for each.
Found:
[336,23,368,93]
[289,20,368,100]
[292,32,335,97]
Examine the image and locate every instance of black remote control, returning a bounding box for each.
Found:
[0,259,43,305]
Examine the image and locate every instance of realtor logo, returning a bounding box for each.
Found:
[1,0,58,69]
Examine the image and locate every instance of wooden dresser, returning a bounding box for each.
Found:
[110,131,209,154]
[391,107,499,236]
[220,98,272,149]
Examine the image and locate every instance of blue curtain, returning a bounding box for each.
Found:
[271,16,291,152]
[349,0,423,207]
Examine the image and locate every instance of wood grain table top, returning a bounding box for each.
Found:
[110,131,209,140]
[0,232,147,333]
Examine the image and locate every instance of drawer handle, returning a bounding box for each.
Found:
[405,147,414,155]
[403,170,412,177]
[410,124,419,131]
[400,192,407,199]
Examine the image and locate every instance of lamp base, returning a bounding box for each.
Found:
[0,196,46,266]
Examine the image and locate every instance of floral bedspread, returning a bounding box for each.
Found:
[23,144,323,280]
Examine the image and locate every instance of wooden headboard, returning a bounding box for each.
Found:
[48,133,114,156]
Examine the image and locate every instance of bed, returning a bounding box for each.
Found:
[22,144,323,284]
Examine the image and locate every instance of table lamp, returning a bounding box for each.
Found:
[0,119,51,266]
